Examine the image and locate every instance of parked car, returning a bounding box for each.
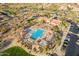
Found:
[76,40,79,45]
[62,39,69,49]
[67,34,71,38]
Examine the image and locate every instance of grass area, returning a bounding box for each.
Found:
[1,46,33,56]
[7,9,16,15]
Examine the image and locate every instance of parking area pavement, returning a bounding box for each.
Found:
[69,23,79,34]
[65,34,79,56]
[65,23,79,56]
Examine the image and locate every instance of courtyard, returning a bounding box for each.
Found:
[20,17,62,54]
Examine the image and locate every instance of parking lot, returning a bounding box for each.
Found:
[64,23,79,56]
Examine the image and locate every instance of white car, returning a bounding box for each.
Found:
[76,40,79,45]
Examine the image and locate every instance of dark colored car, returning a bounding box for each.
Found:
[62,40,69,49]
[67,34,71,38]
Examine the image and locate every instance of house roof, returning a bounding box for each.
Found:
[50,19,61,26]
[37,17,61,26]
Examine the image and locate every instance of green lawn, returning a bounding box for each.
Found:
[2,46,33,56]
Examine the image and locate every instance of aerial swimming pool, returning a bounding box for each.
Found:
[31,29,44,40]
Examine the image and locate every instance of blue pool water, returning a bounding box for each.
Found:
[31,29,44,40]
